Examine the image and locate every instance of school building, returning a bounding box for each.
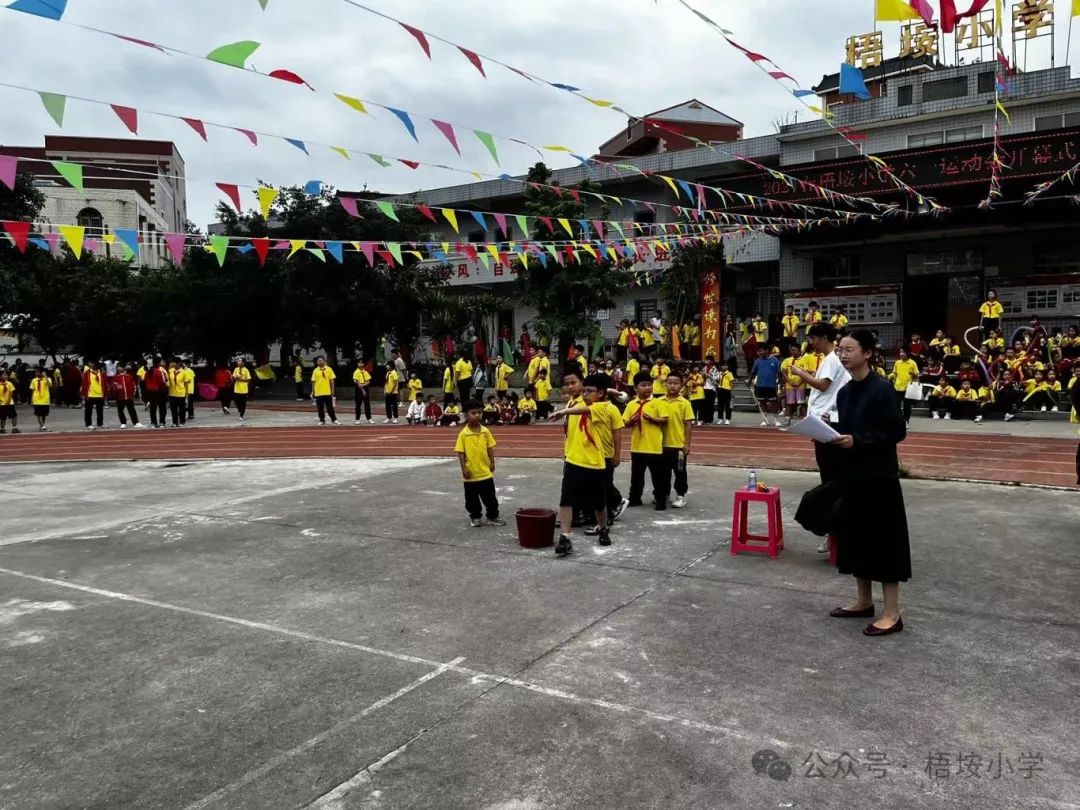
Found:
[389,61,1080,353]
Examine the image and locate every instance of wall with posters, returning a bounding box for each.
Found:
[994,275,1080,319]
[783,285,902,326]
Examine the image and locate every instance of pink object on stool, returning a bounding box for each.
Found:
[730,487,784,559]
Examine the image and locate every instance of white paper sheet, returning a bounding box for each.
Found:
[788,413,842,444]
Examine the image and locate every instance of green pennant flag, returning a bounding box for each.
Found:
[307,248,326,262]
[121,244,136,262]
[209,235,230,267]
[474,130,499,165]
[515,214,529,237]
[52,161,83,190]
[386,242,403,265]
[258,0,269,8]
[375,201,399,221]
[39,92,66,126]
[207,40,260,68]
[591,332,604,360]
[477,252,491,271]
[367,153,392,168]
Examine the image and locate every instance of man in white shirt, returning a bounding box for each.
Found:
[789,323,851,554]
[649,313,663,345]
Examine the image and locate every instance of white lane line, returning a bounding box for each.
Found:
[184,658,465,810]
[307,734,418,810]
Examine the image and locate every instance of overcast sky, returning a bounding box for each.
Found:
[1,0,1070,228]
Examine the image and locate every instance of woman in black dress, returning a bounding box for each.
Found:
[828,330,911,637]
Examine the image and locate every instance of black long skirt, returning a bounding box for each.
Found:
[833,476,912,583]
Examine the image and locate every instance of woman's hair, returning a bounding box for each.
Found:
[846,329,876,353]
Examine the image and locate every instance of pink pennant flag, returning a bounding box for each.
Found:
[235,128,258,146]
[273,240,290,250]
[216,183,243,212]
[164,232,186,261]
[339,196,360,218]
[43,231,59,250]
[591,220,605,240]
[0,155,17,190]
[768,71,795,81]
[458,47,486,77]
[182,117,208,140]
[360,242,375,266]
[431,120,461,155]
[269,69,313,89]
[113,33,166,51]
[400,23,431,58]
[494,213,508,237]
[85,238,101,254]
[111,104,139,134]
[416,204,437,222]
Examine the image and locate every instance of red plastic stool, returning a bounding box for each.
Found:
[730,487,784,559]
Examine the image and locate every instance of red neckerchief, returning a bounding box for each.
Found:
[631,398,649,434]
[576,401,596,446]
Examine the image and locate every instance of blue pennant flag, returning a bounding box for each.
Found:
[468,210,487,231]
[28,237,50,250]
[838,63,871,101]
[236,243,254,254]
[9,0,68,21]
[325,241,344,263]
[114,228,139,256]
[304,179,322,195]
[285,138,309,154]
[385,107,418,142]
[792,89,816,98]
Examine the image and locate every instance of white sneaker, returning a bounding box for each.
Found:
[816,540,830,554]
[1051,406,1059,412]
[760,419,769,426]
[383,418,391,424]
[1004,413,1015,422]
[119,423,127,429]
[332,420,341,425]
[134,423,145,429]
[725,419,731,425]
[1040,405,1047,412]
[366,418,373,424]
[932,412,940,419]
[974,415,983,423]
[773,418,783,427]
[944,413,951,420]
[239,415,245,421]
[86,426,94,431]
[672,495,687,508]
[355,419,362,425]
[392,418,398,424]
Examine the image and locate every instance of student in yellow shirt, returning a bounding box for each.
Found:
[715,361,735,425]
[382,362,400,424]
[83,360,108,430]
[640,326,655,351]
[181,359,196,421]
[453,353,474,403]
[517,389,538,424]
[353,360,373,424]
[166,358,188,428]
[442,364,455,406]
[493,356,515,393]
[661,371,695,509]
[625,353,641,386]
[650,355,671,397]
[454,400,505,528]
[751,313,769,347]
[622,371,670,511]
[953,380,981,421]
[440,397,462,427]
[30,367,52,431]
[1023,370,1057,412]
[534,369,553,419]
[685,364,706,424]
[981,330,1005,357]
[616,320,631,363]
[780,305,800,354]
[926,376,957,420]
[549,369,619,553]
[407,372,423,405]
[311,356,341,425]
[780,344,808,424]
[0,369,18,434]
[889,349,921,424]
[525,347,551,386]
[293,356,307,401]
[829,308,849,332]
[232,358,252,421]
[804,301,823,327]
[979,290,1003,339]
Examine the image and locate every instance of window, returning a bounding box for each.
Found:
[1025,288,1059,311]
[467,231,485,243]
[945,125,983,143]
[908,131,944,148]
[635,300,659,325]
[1067,112,1080,127]
[76,207,104,237]
[1034,245,1080,273]
[812,256,860,289]
[923,76,968,102]
[814,147,838,161]
[898,85,914,106]
[977,72,994,94]
[1034,114,1062,131]
[633,209,655,224]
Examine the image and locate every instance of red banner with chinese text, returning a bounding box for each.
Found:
[700,266,722,361]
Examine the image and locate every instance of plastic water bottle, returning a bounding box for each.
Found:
[747,469,757,492]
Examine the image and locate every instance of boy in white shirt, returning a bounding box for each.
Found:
[406,393,426,425]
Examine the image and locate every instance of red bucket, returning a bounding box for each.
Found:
[515,508,556,549]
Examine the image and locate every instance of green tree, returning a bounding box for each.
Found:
[518,163,631,363]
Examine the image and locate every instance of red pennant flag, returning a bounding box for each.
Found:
[416,204,437,222]
[551,187,564,199]
[376,249,396,266]
[538,216,555,234]
[182,117,208,140]
[400,24,431,58]
[398,159,420,170]
[235,128,258,146]
[768,71,795,81]
[458,47,486,77]
[269,69,313,89]
[111,104,139,134]
[252,237,270,267]
[569,189,582,204]
[2,220,31,253]
[216,183,243,211]
[463,244,478,261]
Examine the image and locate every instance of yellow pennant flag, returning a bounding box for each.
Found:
[996,100,1011,123]
[581,243,598,259]
[1073,0,1080,15]
[584,97,613,107]
[875,0,921,21]
[441,241,450,255]
[486,244,501,263]
[257,187,279,219]
[59,224,84,258]
[288,239,306,258]
[334,93,369,115]
[660,175,680,198]
[557,218,574,237]
[330,146,350,160]
[443,208,459,233]
[103,233,116,245]
[542,145,572,152]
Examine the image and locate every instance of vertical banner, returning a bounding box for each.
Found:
[700,265,722,361]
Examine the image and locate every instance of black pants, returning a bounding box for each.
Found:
[726,355,739,378]
[702,390,716,423]
[982,318,1000,341]
[316,395,337,423]
[982,390,1020,418]
[629,452,670,508]
[690,399,704,423]
[715,389,732,421]
[295,381,306,399]
[604,458,623,518]
[457,380,473,404]
[663,447,688,497]
[926,395,952,417]
[894,390,912,422]
[169,396,187,426]
[814,440,844,485]
[536,401,553,420]
[1025,391,1056,410]
[148,390,167,426]
[234,393,248,418]
[953,400,979,420]
[463,478,499,519]
[219,388,232,412]
[355,387,371,421]
[83,397,104,427]
[116,399,139,426]
[385,393,399,419]
[186,393,195,419]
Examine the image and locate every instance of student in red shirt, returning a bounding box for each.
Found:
[144,356,170,428]
[111,365,143,429]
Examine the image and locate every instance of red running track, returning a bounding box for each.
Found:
[0,423,1075,488]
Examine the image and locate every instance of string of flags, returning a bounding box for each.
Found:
[980,0,1011,209]
[2,7,902,216]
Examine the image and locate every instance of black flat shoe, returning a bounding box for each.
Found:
[863,617,903,636]
[829,606,874,618]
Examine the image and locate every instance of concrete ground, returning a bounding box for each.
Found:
[0,458,1078,809]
